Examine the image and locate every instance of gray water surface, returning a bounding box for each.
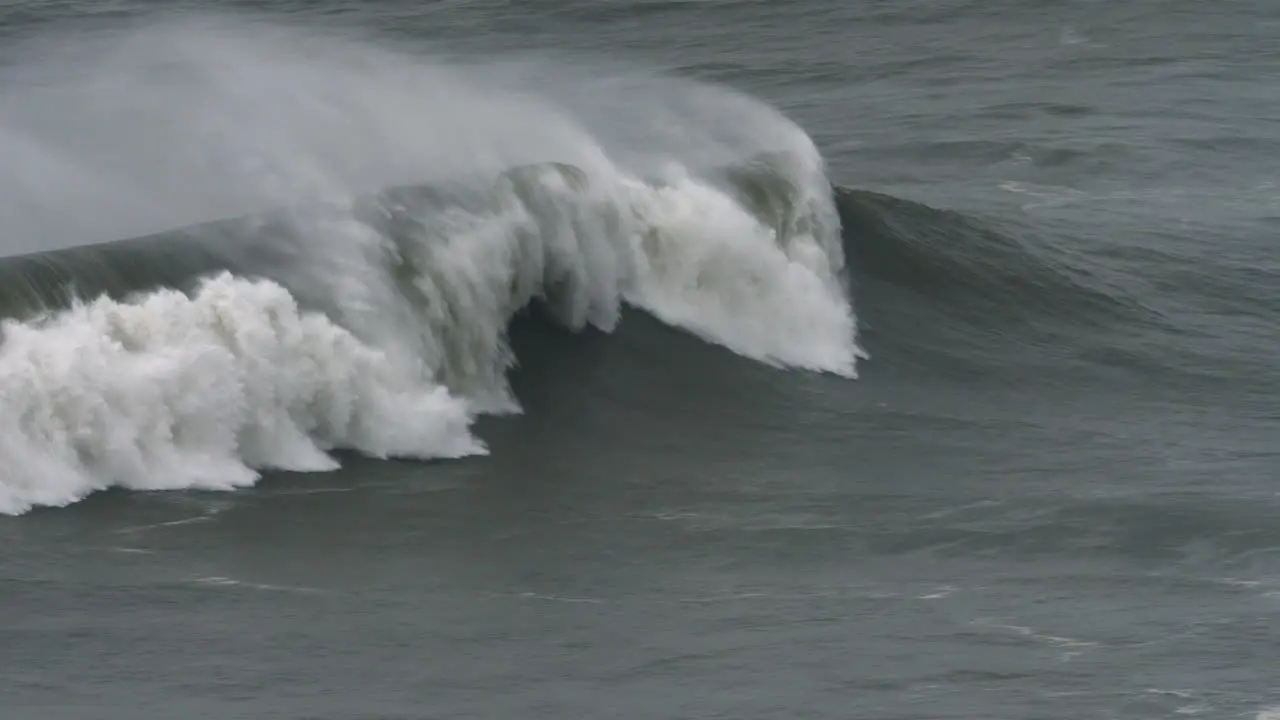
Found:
[3,2,1279,718]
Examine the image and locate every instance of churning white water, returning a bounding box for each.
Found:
[0,15,862,514]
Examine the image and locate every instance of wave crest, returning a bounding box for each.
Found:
[0,17,860,513]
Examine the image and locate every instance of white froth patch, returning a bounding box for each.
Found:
[0,273,483,515]
[622,175,860,377]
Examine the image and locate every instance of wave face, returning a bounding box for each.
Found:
[0,16,860,514]
[834,187,1146,327]
[830,187,1274,397]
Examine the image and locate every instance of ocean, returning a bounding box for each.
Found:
[1,1,1277,718]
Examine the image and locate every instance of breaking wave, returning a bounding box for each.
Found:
[0,16,861,514]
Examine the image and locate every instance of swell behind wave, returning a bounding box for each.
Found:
[0,17,860,514]
[831,186,1251,393]
[834,187,1142,325]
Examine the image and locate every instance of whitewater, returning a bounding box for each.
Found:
[0,16,861,515]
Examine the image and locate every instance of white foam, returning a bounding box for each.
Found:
[621,173,860,376]
[0,274,483,515]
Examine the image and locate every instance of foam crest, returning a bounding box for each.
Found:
[377,163,634,411]
[0,273,482,515]
[621,173,859,375]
